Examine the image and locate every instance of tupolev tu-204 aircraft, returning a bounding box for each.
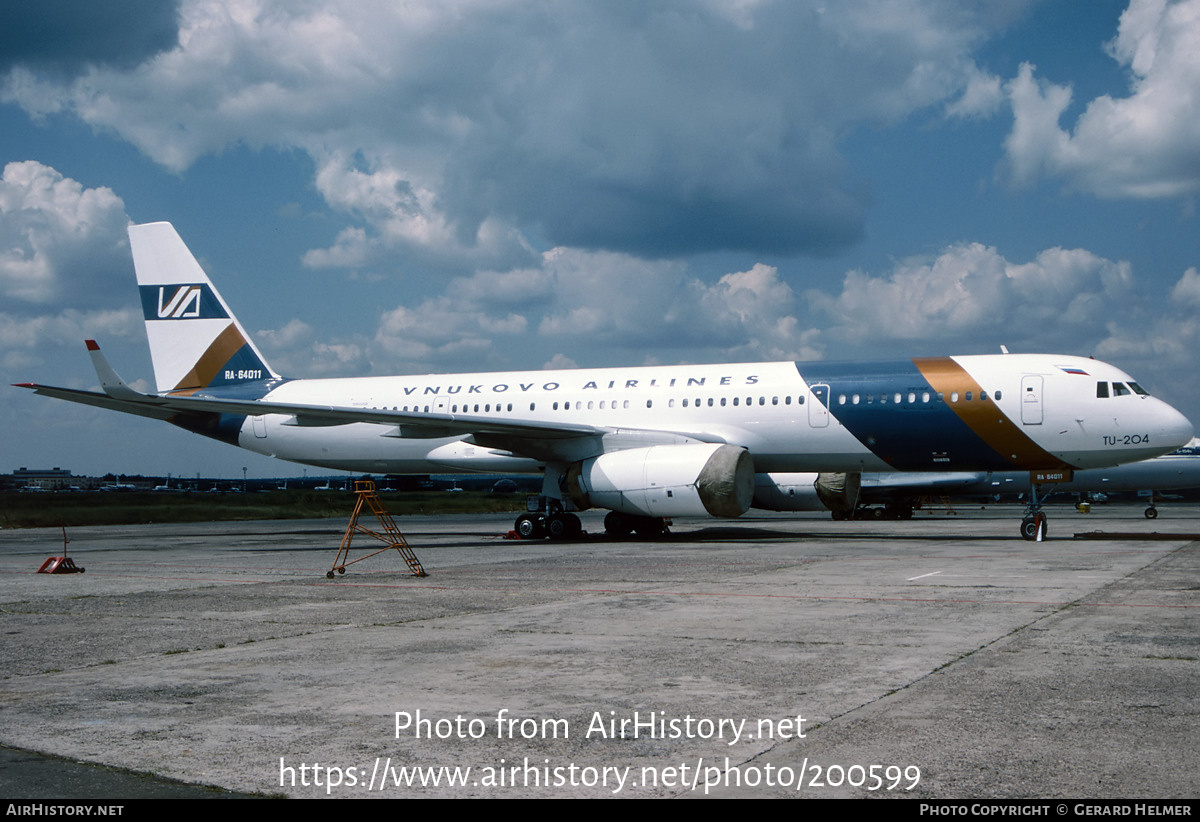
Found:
[15,222,1194,540]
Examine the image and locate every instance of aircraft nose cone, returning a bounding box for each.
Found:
[1158,400,1194,450]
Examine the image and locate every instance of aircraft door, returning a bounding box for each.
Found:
[434,397,450,413]
[809,384,830,428]
[1021,375,1044,425]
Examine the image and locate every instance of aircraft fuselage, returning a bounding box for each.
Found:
[221,355,1187,477]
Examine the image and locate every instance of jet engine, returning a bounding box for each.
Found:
[752,472,861,515]
[567,443,754,518]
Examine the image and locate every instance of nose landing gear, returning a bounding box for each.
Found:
[1020,483,1047,541]
[1020,511,1047,541]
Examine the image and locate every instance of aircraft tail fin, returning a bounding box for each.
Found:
[129,222,279,394]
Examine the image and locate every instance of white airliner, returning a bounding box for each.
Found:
[15,222,1194,540]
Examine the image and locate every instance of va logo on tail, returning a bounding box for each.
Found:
[157,285,201,318]
[139,284,229,321]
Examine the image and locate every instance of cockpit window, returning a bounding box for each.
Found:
[1112,382,1131,396]
[1128,382,1148,396]
[1096,382,1109,399]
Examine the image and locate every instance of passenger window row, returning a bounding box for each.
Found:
[837,389,1002,406]
[381,385,1017,415]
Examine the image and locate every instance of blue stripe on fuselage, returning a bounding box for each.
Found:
[798,360,1015,470]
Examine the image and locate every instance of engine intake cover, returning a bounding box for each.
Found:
[569,443,754,518]
[814,472,861,514]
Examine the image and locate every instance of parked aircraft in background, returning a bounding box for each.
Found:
[15,223,1194,540]
[754,441,1200,522]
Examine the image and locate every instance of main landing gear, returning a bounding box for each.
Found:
[512,475,586,540]
[512,506,670,541]
[512,510,672,540]
[514,510,582,541]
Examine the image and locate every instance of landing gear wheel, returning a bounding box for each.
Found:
[1020,515,1047,541]
[633,516,669,538]
[604,511,634,538]
[546,513,581,541]
[327,571,334,579]
[515,513,545,540]
[1145,506,1158,519]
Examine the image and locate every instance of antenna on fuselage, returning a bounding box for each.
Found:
[1000,345,1010,354]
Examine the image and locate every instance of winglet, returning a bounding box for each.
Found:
[85,340,144,401]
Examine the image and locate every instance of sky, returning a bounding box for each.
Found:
[2,0,1199,479]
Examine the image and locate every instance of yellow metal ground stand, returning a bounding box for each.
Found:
[328,480,428,578]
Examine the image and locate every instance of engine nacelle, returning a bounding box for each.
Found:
[752,472,822,511]
[752,472,861,513]
[567,443,754,518]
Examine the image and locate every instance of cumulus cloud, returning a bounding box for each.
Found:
[2,0,1010,263]
[529,250,817,361]
[252,318,365,378]
[542,353,578,371]
[945,66,1005,119]
[0,160,131,306]
[1103,265,1200,357]
[1169,266,1200,306]
[301,151,535,273]
[809,243,1133,351]
[1092,265,1200,413]
[0,307,141,374]
[263,246,818,378]
[0,161,138,377]
[270,239,1152,382]
[366,249,817,374]
[1003,0,1200,198]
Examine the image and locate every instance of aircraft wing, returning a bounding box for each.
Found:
[15,379,606,440]
[14,383,187,423]
[860,471,989,492]
[16,341,726,461]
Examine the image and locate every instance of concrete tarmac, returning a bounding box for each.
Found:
[0,504,1196,799]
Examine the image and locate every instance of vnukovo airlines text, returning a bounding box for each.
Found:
[276,708,924,795]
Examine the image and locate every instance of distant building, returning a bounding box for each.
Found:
[13,467,75,491]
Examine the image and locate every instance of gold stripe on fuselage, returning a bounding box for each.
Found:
[913,357,1069,470]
